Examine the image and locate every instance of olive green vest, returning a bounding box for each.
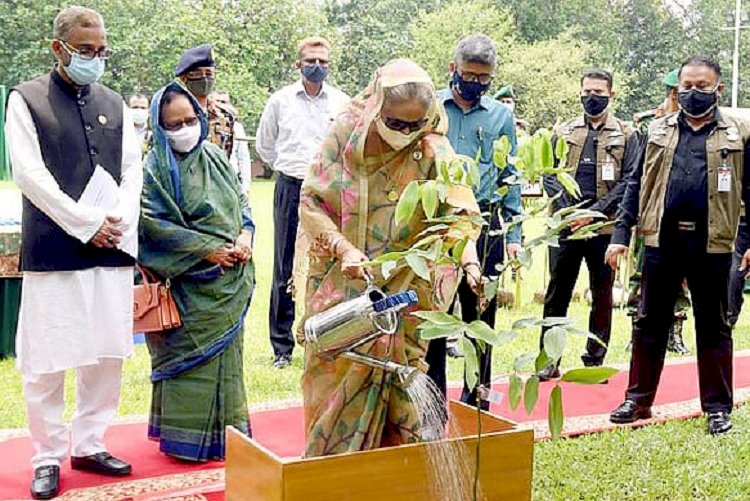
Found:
[640,111,750,253]
[554,113,635,234]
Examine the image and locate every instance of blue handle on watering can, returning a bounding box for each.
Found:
[372,290,419,313]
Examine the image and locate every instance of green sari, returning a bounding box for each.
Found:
[139,82,255,462]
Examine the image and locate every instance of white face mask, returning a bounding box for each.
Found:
[131,108,149,127]
[375,118,422,151]
[165,123,201,153]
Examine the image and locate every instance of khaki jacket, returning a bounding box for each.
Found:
[553,113,635,233]
[640,111,750,253]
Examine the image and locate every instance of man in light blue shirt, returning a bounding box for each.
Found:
[426,34,522,411]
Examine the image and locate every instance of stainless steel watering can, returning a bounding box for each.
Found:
[303,285,419,385]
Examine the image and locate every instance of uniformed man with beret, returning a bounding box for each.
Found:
[607,55,750,435]
[174,44,235,159]
[628,68,691,355]
[494,84,530,136]
[538,68,638,380]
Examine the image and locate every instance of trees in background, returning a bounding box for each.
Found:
[0,0,747,131]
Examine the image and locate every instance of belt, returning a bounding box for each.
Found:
[677,221,697,232]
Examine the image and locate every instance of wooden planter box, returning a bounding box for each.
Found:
[226,400,534,500]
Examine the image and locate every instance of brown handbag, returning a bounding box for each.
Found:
[133,265,182,333]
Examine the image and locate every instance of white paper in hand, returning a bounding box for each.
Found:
[78,165,119,212]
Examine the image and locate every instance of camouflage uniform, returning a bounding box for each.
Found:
[207,101,235,159]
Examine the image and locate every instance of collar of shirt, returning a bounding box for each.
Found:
[677,110,718,135]
[293,79,329,101]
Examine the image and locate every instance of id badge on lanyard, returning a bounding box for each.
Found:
[602,153,616,181]
[718,150,731,193]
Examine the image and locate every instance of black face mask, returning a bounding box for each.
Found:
[581,94,609,117]
[186,76,215,98]
[678,88,718,118]
[452,72,490,103]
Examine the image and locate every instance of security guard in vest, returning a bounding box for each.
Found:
[628,69,691,355]
[607,55,750,435]
[539,69,638,380]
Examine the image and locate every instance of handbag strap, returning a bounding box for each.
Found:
[136,264,163,286]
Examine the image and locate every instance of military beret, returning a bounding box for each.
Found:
[493,85,516,100]
[175,44,215,76]
[662,69,679,89]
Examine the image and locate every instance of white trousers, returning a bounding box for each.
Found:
[23,358,124,468]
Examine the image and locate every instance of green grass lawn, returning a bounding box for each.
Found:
[2,178,750,499]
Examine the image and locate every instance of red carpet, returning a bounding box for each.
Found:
[2,354,750,500]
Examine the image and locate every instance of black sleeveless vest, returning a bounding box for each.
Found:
[12,70,134,271]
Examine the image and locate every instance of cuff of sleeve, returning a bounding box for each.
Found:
[611,226,632,247]
[72,208,106,244]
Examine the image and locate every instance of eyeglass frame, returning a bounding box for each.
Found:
[457,70,493,86]
[57,39,113,60]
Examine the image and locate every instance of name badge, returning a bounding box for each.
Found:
[602,156,616,181]
[718,166,732,193]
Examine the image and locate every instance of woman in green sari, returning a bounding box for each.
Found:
[297,59,481,457]
[139,82,255,462]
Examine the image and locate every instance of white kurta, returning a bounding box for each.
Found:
[5,91,143,375]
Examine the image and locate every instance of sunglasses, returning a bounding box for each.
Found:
[382,115,429,134]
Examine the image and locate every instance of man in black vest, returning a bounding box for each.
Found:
[5,7,142,499]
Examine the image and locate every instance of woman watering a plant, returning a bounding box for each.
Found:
[296,59,482,457]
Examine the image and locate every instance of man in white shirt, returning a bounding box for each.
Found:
[256,36,349,368]
[5,7,141,499]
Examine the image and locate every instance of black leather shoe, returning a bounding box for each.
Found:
[538,365,561,381]
[610,399,652,424]
[31,465,59,500]
[71,452,132,476]
[707,411,732,435]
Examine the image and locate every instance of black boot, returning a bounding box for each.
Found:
[667,315,689,355]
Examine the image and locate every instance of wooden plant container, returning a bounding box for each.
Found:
[226,400,534,500]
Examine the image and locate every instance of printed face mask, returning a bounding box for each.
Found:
[375,117,422,151]
[678,87,718,118]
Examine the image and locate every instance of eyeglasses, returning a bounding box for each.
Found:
[185,68,216,80]
[382,115,429,134]
[59,39,113,60]
[458,70,493,85]
[163,116,199,132]
[301,58,329,67]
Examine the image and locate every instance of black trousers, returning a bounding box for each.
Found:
[541,234,614,366]
[269,173,302,357]
[425,207,503,411]
[627,231,733,413]
[728,219,748,327]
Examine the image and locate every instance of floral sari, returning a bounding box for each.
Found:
[297,59,479,457]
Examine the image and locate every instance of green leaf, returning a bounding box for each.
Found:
[405,254,430,281]
[513,352,537,373]
[462,336,479,392]
[493,136,510,170]
[509,374,523,410]
[512,317,537,330]
[534,317,575,327]
[465,320,499,344]
[543,326,567,361]
[418,324,460,340]
[561,367,618,384]
[451,237,469,262]
[412,310,462,326]
[540,135,554,170]
[395,180,420,226]
[535,350,553,373]
[555,136,570,169]
[468,158,482,188]
[564,326,607,347]
[484,279,499,301]
[439,160,451,183]
[524,376,540,415]
[496,330,519,346]
[548,385,564,440]
[421,181,439,219]
[381,260,397,280]
[557,172,581,198]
